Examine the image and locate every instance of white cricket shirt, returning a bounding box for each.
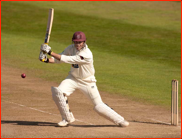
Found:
[53,44,96,83]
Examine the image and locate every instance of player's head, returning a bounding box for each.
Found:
[72,31,86,51]
[72,31,86,42]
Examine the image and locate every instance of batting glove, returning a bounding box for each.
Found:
[39,51,49,63]
[40,43,52,55]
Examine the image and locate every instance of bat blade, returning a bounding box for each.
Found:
[44,8,54,44]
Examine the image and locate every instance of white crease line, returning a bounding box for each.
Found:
[2,100,94,125]
[148,118,171,125]
[4,101,178,127]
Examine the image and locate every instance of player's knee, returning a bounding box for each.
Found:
[51,86,65,101]
[94,103,106,112]
[52,86,60,99]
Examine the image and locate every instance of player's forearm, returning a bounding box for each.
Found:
[47,57,55,63]
[50,52,61,61]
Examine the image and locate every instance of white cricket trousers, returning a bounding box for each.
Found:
[58,74,103,106]
[57,74,125,125]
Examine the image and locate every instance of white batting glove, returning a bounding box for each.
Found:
[40,44,52,55]
[39,51,49,63]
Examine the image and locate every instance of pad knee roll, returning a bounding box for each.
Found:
[94,103,124,125]
[51,87,73,122]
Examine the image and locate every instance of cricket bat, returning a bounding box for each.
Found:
[39,8,54,61]
[44,8,54,44]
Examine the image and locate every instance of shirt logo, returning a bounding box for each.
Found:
[80,56,84,60]
[72,64,79,68]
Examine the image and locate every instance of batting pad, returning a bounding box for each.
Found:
[94,103,124,125]
[51,87,73,122]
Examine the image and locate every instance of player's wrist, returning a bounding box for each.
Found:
[48,50,53,55]
[44,58,49,63]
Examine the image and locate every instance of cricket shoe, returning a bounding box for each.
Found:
[57,113,75,127]
[118,120,129,127]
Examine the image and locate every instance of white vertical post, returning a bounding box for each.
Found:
[171,79,178,126]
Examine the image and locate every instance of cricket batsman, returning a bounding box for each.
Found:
[39,31,129,127]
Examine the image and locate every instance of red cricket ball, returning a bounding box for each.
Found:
[21,73,26,78]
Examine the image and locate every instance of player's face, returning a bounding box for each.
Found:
[74,41,85,51]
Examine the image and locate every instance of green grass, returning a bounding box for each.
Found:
[9,1,181,32]
[1,1,181,108]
